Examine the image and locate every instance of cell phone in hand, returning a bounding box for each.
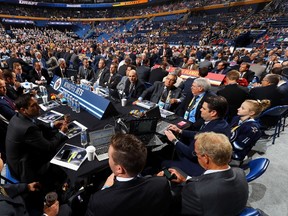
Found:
[163,169,177,181]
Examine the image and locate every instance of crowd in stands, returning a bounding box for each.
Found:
[1,0,288,215]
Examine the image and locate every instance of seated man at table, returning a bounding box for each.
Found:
[3,70,24,101]
[163,95,230,176]
[77,58,94,81]
[159,132,248,216]
[86,134,172,216]
[134,73,184,111]
[0,78,16,121]
[5,94,68,185]
[100,63,122,89]
[122,69,145,99]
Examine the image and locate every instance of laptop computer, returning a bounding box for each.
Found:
[89,126,115,161]
[145,106,171,135]
[146,106,161,119]
[129,118,163,146]
[109,88,122,102]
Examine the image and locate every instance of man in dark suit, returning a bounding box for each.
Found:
[100,63,122,89]
[176,77,215,130]
[77,58,94,81]
[0,79,16,121]
[122,70,145,99]
[3,70,24,101]
[211,60,230,74]
[53,58,68,78]
[158,42,173,63]
[217,70,248,122]
[91,58,109,86]
[13,63,29,83]
[163,95,230,176]
[5,94,68,183]
[136,58,150,83]
[86,133,172,216]
[148,62,168,84]
[29,62,50,85]
[239,62,255,83]
[135,74,184,111]
[161,132,248,216]
[249,74,283,107]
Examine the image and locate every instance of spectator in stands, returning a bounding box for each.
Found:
[159,132,248,216]
[29,61,50,85]
[53,58,68,78]
[136,58,150,83]
[182,57,199,70]
[199,54,213,71]
[46,51,58,76]
[230,99,270,165]
[6,53,29,71]
[176,77,215,130]
[239,62,255,83]
[33,52,46,69]
[135,73,183,111]
[3,70,24,101]
[217,70,248,122]
[101,63,121,89]
[77,58,94,81]
[85,133,172,216]
[158,42,172,63]
[0,79,16,121]
[148,62,169,84]
[249,74,283,107]
[212,60,230,74]
[271,68,288,104]
[163,95,230,176]
[118,57,132,77]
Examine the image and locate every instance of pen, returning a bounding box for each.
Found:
[67,152,77,163]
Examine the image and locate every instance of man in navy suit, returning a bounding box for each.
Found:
[0,79,16,121]
[160,132,248,216]
[163,95,230,176]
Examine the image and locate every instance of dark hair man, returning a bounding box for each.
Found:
[86,134,172,216]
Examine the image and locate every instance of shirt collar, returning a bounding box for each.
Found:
[204,166,231,175]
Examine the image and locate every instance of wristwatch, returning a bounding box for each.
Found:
[171,138,178,145]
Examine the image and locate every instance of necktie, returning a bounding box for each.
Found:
[0,186,9,197]
[4,96,15,109]
[108,75,112,84]
[17,74,23,82]
[129,83,134,93]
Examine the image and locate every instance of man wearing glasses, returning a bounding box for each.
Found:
[159,132,248,216]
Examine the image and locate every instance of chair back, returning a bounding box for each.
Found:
[239,207,261,216]
[246,158,270,182]
[256,105,288,127]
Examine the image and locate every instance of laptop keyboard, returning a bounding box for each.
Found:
[95,145,109,155]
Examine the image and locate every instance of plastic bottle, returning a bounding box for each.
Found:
[72,98,76,112]
[248,77,257,90]
[76,100,80,113]
[81,129,87,147]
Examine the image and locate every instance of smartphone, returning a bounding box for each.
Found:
[61,149,72,161]
[163,169,177,180]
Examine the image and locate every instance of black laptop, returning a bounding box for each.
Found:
[129,118,163,146]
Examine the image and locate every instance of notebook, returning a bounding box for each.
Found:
[89,127,115,161]
[129,118,163,146]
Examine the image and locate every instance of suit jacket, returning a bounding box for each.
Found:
[123,79,146,99]
[5,83,23,101]
[176,91,215,130]
[230,116,262,161]
[0,96,16,121]
[217,83,248,122]
[100,73,122,89]
[0,183,30,216]
[53,66,68,78]
[148,67,168,84]
[249,84,283,107]
[91,67,109,84]
[182,168,248,216]
[86,176,172,216]
[158,47,173,59]
[6,113,67,182]
[140,81,184,111]
[28,68,50,84]
[240,70,255,83]
[136,65,151,83]
[199,60,213,71]
[77,66,94,81]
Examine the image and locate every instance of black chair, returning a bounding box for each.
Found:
[256,105,288,144]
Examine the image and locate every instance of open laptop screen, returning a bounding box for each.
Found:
[89,127,115,147]
[129,118,158,135]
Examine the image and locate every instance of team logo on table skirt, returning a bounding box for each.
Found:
[54,78,62,90]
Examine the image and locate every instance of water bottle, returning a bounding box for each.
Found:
[248,76,257,90]
[76,100,80,113]
[81,129,87,147]
[43,87,48,96]
[67,94,71,107]
[72,98,76,112]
